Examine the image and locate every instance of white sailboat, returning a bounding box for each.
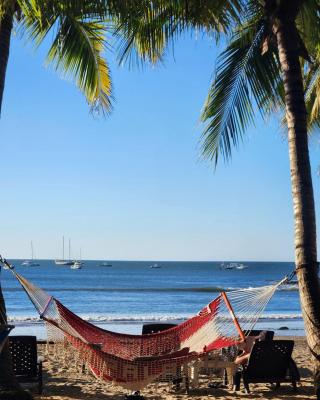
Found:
[71,249,84,269]
[21,241,40,266]
[55,237,73,266]
[71,261,82,269]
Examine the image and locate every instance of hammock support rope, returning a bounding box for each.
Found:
[0,256,288,391]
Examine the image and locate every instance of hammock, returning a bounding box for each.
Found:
[5,267,285,390]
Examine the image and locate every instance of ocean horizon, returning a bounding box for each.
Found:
[2,260,304,338]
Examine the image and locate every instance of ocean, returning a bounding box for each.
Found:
[1,260,304,339]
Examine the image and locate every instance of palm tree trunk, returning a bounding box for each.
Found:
[0,9,32,398]
[0,5,19,395]
[273,1,320,397]
[0,8,14,114]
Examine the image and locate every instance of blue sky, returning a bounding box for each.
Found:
[0,32,319,261]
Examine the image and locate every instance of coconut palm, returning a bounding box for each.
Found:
[115,0,320,395]
[0,0,114,396]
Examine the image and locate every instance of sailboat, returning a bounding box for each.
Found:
[55,237,74,266]
[71,249,84,269]
[21,241,40,266]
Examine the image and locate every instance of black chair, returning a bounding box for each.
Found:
[142,323,177,335]
[240,340,300,393]
[221,330,274,383]
[9,336,43,394]
[0,324,14,353]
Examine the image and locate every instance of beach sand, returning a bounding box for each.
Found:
[32,336,315,400]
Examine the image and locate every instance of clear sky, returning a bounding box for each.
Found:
[0,31,319,261]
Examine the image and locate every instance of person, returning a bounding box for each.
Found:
[233,331,267,391]
[235,330,267,366]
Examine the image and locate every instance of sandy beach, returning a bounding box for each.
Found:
[29,336,315,400]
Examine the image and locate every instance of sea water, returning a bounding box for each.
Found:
[1,260,303,339]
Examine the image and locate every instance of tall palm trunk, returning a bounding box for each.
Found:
[0,8,14,114]
[0,7,31,399]
[273,1,320,396]
[0,6,17,394]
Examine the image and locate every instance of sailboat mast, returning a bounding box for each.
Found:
[62,236,65,260]
[31,241,34,260]
[69,238,71,261]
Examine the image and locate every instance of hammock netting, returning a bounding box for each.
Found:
[9,270,284,390]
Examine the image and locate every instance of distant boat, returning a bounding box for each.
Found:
[72,249,84,269]
[236,264,248,270]
[221,262,242,270]
[100,261,112,267]
[71,261,82,269]
[150,263,161,269]
[21,241,40,267]
[55,237,74,266]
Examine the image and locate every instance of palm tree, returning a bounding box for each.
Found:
[115,0,320,395]
[0,1,244,397]
[0,1,114,396]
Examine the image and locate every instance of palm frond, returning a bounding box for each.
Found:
[113,0,244,67]
[18,1,113,114]
[47,16,112,114]
[200,14,283,164]
[305,60,320,131]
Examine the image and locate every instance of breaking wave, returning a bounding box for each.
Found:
[7,313,302,324]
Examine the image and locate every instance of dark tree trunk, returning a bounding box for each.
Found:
[0,8,13,114]
[0,8,32,398]
[273,1,320,397]
[0,5,20,395]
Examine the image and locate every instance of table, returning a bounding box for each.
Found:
[189,354,237,388]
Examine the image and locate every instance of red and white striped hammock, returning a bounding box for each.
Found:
[8,269,283,390]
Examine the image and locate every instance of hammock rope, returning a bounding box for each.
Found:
[0,256,289,391]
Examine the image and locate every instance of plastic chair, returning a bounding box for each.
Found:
[9,336,43,394]
[241,340,299,393]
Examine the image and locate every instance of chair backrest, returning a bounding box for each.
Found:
[9,336,38,377]
[246,340,294,379]
[0,325,14,353]
[142,323,177,335]
[244,330,274,341]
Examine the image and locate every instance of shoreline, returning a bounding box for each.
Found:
[9,318,306,339]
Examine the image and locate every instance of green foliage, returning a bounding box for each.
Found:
[114,0,243,67]
[113,0,320,163]
[13,0,113,114]
[200,17,283,163]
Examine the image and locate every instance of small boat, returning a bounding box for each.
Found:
[100,261,112,267]
[55,237,74,265]
[223,263,237,270]
[22,241,40,266]
[150,263,161,269]
[236,264,248,270]
[71,261,82,269]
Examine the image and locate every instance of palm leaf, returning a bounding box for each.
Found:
[200,14,283,164]
[19,0,113,114]
[113,0,244,67]
[47,17,112,114]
